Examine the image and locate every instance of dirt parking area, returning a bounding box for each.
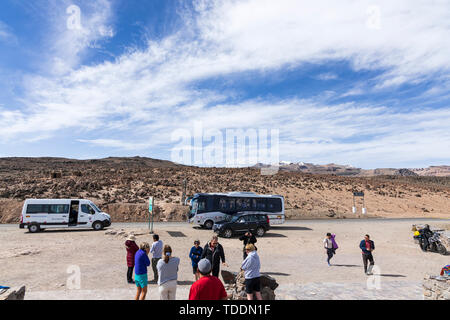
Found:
[0,219,448,300]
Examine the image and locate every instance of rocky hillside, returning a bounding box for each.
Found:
[254,162,450,177]
[0,157,449,223]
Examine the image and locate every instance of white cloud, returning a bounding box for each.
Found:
[41,0,115,75]
[315,73,338,81]
[0,21,17,44]
[1,0,450,168]
[77,139,154,150]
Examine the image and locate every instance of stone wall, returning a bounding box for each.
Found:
[423,275,450,300]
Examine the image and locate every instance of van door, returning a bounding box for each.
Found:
[69,201,79,227]
[79,204,96,226]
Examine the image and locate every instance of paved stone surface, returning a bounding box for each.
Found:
[276,281,424,300]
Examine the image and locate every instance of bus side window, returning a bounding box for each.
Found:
[218,198,227,211]
[236,198,243,210]
[228,198,236,211]
[251,199,257,210]
[256,199,266,210]
[267,198,282,212]
[207,197,214,211]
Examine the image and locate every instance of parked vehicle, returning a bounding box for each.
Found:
[20,199,111,233]
[418,227,447,255]
[212,213,270,238]
[188,192,284,229]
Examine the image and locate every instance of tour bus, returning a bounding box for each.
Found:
[188,192,285,229]
[19,199,111,233]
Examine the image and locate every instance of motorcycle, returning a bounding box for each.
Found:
[418,230,447,255]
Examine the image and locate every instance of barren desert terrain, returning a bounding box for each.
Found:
[0,157,449,223]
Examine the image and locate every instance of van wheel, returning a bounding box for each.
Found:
[223,229,233,238]
[29,224,40,233]
[204,220,214,230]
[92,221,104,231]
[256,227,265,237]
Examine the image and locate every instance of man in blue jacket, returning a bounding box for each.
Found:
[359,234,375,275]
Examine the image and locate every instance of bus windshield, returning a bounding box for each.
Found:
[190,198,198,215]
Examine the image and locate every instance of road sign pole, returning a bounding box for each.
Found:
[149,197,154,234]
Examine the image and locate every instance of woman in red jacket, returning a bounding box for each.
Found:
[125,235,139,284]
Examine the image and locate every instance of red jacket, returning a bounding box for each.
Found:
[125,240,139,267]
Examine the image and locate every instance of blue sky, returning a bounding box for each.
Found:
[0,0,449,169]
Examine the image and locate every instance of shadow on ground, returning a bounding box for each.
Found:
[379,274,407,278]
[263,233,287,238]
[271,226,313,231]
[261,272,290,276]
[332,264,360,268]
[25,229,95,234]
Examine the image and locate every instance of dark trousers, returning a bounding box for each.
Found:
[152,258,161,281]
[127,266,134,282]
[362,253,374,273]
[212,265,220,278]
[326,248,334,263]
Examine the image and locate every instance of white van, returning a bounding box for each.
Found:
[19,199,111,233]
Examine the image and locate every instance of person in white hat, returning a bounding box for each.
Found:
[125,234,139,284]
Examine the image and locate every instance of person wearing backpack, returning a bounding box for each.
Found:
[323,233,335,266]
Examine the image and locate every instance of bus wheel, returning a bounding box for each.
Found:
[29,224,40,233]
[92,221,104,231]
[256,227,265,237]
[223,229,233,238]
[204,220,214,230]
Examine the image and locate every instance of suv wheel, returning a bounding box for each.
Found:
[29,224,40,233]
[256,227,265,237]
[223,229,233,238]
[204,220,214,230]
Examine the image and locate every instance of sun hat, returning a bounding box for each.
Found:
[126,234,136,241]
[197,258,212,274]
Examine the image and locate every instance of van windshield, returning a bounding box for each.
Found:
[89,203,101,212]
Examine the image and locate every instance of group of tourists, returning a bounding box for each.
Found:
[323,233,376,275]
[126,234,181,300]
[125,232,263,300]
[125,229,378,300]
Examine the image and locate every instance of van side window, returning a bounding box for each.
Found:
[48,205,69,214]
[26,204,47,214]
[81,204,96,215]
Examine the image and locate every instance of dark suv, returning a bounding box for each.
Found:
[213,213,270,238]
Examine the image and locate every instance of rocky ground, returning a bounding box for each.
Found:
[0,157,449,223]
